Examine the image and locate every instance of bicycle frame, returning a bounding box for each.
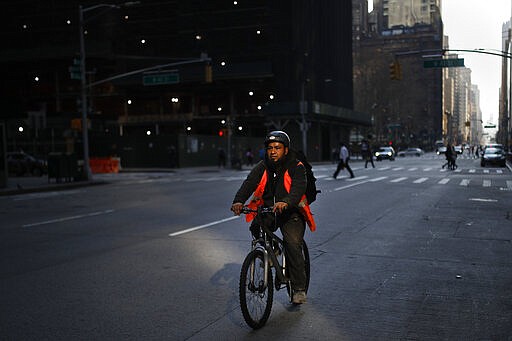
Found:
[244,207,290,291]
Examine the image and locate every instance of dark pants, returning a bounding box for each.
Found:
[333,159,354,178]
[364,153,375,168]
[280,213,307,291]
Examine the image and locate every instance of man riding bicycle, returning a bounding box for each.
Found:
[231,131,314,304]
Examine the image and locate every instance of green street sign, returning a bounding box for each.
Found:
[143,72,179,85]
[423,58,464,68]
[484,124,496,128]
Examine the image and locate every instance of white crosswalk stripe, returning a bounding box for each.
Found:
[438,178,450,184]
[483,170,489,173]
[459,179,470,186]
[413,177,428,183]
[390,177,407,183]
[408,168,417,171]
[469,169,476,173]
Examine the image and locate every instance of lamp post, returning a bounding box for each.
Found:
[78,2,139,180]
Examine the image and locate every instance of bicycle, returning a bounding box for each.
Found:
[238,206,310,329]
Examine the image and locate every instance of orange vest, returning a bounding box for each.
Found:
[246,163,316,232]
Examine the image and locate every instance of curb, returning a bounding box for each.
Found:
[0,180,108,196]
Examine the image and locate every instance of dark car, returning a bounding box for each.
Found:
[374,146,396,161]
[7,152,48,176]
[480,147,506,167]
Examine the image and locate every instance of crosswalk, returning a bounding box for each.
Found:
[324,175,512,189]
[316,165,511,189]
[108,164,511,190]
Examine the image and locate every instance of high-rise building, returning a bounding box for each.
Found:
[499,20,511,148]
[0,0,368,167]
[353,0,443,149]
[372,0,441,32]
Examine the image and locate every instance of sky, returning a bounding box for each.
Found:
[441,0,511,125]
[368,1,511,126]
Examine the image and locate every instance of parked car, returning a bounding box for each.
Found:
[397,148,424,157]
[374,146,396,161]
[480,147,506,167]
[454,145,463,154]
[7,152,48,176]
[436,146,447,155]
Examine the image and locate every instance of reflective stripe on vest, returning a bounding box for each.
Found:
[245,164,316,232]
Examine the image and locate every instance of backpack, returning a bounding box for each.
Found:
[294,150,320,204]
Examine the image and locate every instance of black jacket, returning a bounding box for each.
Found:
[233,149,307,216]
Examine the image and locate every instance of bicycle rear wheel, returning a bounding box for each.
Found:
[239,249,273,329]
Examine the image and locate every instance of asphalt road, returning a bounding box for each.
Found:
[1,153,511,340]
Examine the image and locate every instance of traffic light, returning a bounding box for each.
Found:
[218,128,227,137]
[69,58,81,80]
[389,61,402,80]
[205,63,212,83]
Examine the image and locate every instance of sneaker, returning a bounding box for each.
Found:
[292,290,307,304]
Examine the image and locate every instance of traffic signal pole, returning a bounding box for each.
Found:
[79,5,92,181]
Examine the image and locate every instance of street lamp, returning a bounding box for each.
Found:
[78,2,139,180]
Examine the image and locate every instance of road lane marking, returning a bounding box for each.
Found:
[438,178,450,184]
[334,176,386,191]
[497,170,503,174]
[483,170,489,174]
[347,175,369,181]
[390,177,407,183]
[169,216,239,237]
[469,198,498,202]
[469,169,476,173]
[483,180,491,187]
[408,168,418,171]
[423,168,432,171]
[413,177,428,183]
[22,209,115,227]
[459,179,470,186]
[392,167,404,171]
[378,167,391,171]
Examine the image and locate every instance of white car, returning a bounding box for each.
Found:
[436,146,447,155]
[397,148,424,157]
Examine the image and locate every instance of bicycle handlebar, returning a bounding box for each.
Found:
[241,206,274,214]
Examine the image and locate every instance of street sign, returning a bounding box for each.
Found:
[423,58,464,68]
[143,72,179,85]
[484,124,496,128]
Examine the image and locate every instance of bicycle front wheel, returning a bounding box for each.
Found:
[239,249,273,329]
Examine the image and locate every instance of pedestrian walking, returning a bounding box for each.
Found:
[333,142,354,179]
[218,148,226,168]
[361,139,375,168]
